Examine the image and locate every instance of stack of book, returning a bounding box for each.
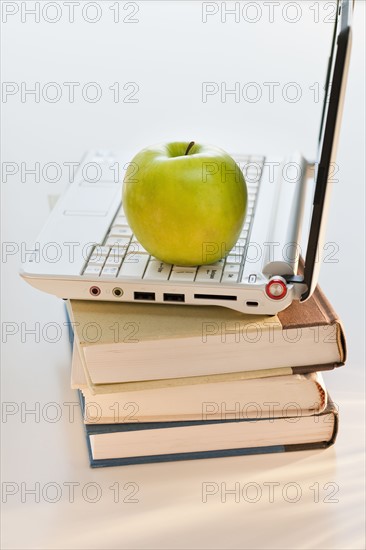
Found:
[67,285,346,467]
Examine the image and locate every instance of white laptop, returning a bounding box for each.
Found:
[20,0,353,315]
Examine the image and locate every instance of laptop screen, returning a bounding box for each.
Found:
[316,0,352,163]
[302,0,353,300]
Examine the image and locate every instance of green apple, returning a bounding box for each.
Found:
[122,141,247,266]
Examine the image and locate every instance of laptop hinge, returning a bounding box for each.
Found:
[284,275,305,285]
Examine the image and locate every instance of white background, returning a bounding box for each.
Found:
[1,1,365,549]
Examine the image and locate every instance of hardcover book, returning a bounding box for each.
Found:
[66,284,346,393]
[72,346,328,423]
[78,392,338,468]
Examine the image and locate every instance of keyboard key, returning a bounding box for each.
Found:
[245,169,261,181]
[229,245,245,256]
[109,239,131,249]
[236,238,247,248]
[89,245,110,261]
[88,257,106,267]
[129,241,149,254]
[223,263,240,274]
[92,149,115,158]
[222,263,240,284]
[246,163,262,171]
[246,179,260,187]
[246,170,261,178]
[109,244,129,257]
[118,254,149,278]
[114,215,128,224]
[106,248,127,268]
[109,226,133,238]
[105,255,124,267]
[195,265,223,283]
[101,266,119,278]
[196,259,224,268]
[221,271,239,284]
[83,265,102,276]
[170,266,197,282]
[110,222,130,229]
[235,155,250,163]
[144,259,172,281]
[105,237,131,247]
[226,254,243,265]
[124,245,150,264]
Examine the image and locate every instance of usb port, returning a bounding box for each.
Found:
[163,293,185,302]
[134,292,155,301]
[246,301,259,307]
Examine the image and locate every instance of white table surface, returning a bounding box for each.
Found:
[1,2,365,549]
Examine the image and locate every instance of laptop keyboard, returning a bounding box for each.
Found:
[82,155,264,284]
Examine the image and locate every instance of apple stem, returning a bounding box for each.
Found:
[185,141,195,155]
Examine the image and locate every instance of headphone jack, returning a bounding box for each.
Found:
[112,287,123,297]
[89,286,101,296]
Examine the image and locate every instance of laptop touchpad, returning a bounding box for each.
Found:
[62,186,119,216]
